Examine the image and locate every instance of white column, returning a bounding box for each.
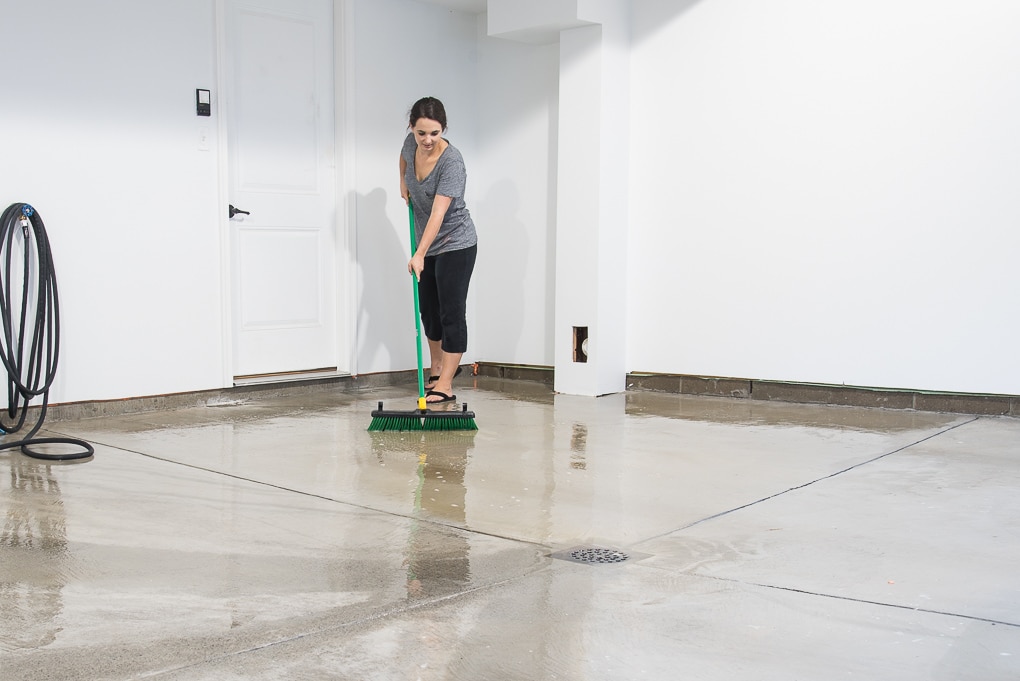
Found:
[553,4,629,397]
[489,0,630,397]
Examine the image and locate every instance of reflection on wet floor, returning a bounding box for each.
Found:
[2,459,68,652]
[570,423,588,470]
[1,377,1018,680]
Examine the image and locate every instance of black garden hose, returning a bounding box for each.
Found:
[0,203,92,461]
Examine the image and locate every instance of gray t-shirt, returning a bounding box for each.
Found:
[401,132,478,255]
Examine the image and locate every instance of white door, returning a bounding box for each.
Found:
[225,0,338,382]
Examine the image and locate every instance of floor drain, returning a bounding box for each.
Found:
[551,545,647,565]
[571,547,628,564]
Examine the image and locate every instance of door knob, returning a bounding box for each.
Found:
[229,205,250,218]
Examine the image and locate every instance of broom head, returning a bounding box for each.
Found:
[368,401,478,432]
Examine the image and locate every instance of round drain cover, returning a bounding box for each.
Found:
[570,547,629,564]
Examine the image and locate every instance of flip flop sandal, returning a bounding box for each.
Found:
[425,390,456,403]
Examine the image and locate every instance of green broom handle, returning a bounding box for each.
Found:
[408,201,427,410]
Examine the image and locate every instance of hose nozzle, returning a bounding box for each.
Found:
[19,205,33,238]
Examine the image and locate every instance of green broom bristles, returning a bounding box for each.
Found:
[422,416,477,431]
[367,415,423,432]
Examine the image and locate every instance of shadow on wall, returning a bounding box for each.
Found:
[475,179,526,363]
[356,188,413,374]
[632,0,705,44]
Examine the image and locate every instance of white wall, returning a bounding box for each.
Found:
[627,0,1020,395]
[0,0,482,404]
[1,0,1015,405]
[1,0,225,403]
[351,1,561,375]
[351,0,480,375]
[473,21,559,367]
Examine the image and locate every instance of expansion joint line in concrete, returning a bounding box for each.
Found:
[51,430,550,552]
[706,575,1020,629]
[635,416,982,545]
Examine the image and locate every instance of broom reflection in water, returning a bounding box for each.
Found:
[371,431,474,600]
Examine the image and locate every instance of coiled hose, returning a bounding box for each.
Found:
[0,203,92,461]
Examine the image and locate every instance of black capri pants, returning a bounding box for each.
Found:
[418,244,477,354]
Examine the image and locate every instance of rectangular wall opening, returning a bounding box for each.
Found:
[573,326,588,363]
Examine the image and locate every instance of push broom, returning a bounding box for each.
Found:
[368,201,477,432]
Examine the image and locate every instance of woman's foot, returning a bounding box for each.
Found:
[425,365,462,391]
[424,370,440,392]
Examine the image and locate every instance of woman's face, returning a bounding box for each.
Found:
[412,117,444,153]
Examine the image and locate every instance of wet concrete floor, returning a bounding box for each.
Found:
[2,377,1019,680]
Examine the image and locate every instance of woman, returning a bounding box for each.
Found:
[399,96,478,403]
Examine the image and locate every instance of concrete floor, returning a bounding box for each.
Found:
[2,377,1019,680]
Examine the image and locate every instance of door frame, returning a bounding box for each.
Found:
[213,0,357,388]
